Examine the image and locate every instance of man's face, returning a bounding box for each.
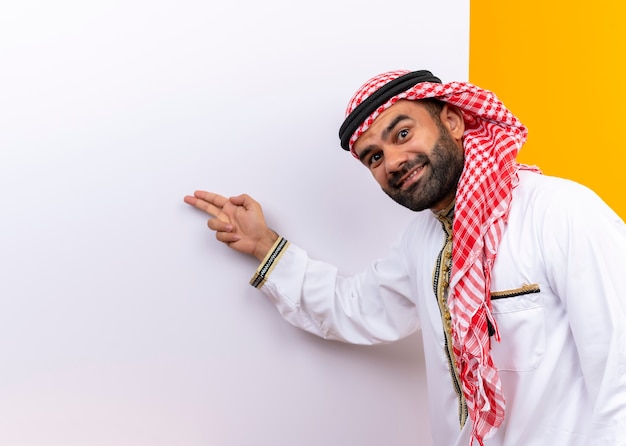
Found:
[352,100,465,212]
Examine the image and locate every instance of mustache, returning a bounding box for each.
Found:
[387,155,429,190]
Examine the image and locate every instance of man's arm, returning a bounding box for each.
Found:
[183,189,420,344]
[183,191,278,261]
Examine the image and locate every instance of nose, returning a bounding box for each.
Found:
[384,148,408,174]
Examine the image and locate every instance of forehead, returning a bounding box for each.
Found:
[354,100,433,145]
[378,99,427,119]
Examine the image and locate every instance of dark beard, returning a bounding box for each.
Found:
[382,124,464,212]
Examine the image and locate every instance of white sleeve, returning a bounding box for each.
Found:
[542,182,626,444]
[250,235,420,345]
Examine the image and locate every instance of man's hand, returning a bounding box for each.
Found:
[184,191,278,261]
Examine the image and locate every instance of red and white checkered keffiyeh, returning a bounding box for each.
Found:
[345,70,536,445]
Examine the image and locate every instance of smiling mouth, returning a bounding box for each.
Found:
[397,164,425,189]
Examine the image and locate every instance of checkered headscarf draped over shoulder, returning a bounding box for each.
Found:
[339,70,535,445]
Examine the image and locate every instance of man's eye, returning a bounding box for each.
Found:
[365,152,383,168]
[397,129,409,140]
[370,153,383,164]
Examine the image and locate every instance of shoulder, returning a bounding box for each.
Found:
[514,171,619,217]
[511,170,624,232]
[515,170,597,201]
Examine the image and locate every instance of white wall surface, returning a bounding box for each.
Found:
[0,1,469,445]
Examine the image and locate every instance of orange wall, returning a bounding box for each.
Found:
[469,1,626,218]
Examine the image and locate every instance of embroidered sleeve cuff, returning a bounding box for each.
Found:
[249,236,290,289]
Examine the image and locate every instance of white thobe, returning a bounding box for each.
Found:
[255,171,626,446]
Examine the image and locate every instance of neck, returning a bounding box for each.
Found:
[431,195,456,216]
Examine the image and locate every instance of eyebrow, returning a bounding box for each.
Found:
[358,146,374,163]
[382,114,412,141]
[357,114,412,163]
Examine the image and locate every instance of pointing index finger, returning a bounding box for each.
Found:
[194,191,229,207]
[184,190,229,217]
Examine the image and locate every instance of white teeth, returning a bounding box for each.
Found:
[406,167,420,181]
[399,166,421,188]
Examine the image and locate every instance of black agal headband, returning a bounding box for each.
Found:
[338,70,442,151]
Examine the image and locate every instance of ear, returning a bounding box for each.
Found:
[440,104,465,141]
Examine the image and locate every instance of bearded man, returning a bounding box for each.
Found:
[184,70,626,446]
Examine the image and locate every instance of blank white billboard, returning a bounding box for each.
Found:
[0,1,469,445]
